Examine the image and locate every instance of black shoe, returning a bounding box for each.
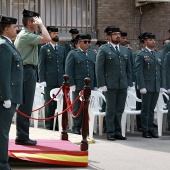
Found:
[142,131,152,138]
[15,138,37,146]
[149,130,159,138]
[115,134,127,140]
[73,129,81,135]
[107,134,115,141]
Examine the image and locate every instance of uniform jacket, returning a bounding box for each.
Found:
[164,52,170,89]
[65,40,75,55]
[38,43,66,86]
[96,43,132,89]
[65,48,96,90]
[0,36,23,104]
[135,48,165,92]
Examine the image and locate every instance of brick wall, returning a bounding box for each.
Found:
[96,0,170,52]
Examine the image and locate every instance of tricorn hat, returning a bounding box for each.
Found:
[104,26,120,34]
[22,9,39,17]
[0,15,17,24]
[46,26,58,33]
[76,34,91,40]
[120,32,127,37]
[69,28,79,34]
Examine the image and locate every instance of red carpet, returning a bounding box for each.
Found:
[8,139,88,166]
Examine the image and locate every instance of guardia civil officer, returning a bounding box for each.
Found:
[65,28,79,55]
[38,26,66,130]
[0,15,23,170]
[14,9,51,146]
[65,34,96,134]
[96,26,132,141]
[135,32,166,138]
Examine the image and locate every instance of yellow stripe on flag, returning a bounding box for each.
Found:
[13,153,88,163]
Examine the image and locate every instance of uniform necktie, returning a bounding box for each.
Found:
[83,51,87,55]
[151,50,154,56]
[54,45,57,52]
[115,46,120,53]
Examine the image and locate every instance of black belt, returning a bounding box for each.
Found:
[23,64,37,69]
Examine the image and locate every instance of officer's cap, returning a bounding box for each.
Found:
[0,15,17,24]
[22,9,39,17]
[104,26,120,34]
[47,26,58,33]
[76,34,91,40]
[95,40,107,46]
[143,32,155,39]
[120,32,127,37]
[69,28,79,34]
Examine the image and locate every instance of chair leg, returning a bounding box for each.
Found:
[89,114,95,138]
[53,109,58,131]
[130,115,135,134]
[93,116,98,133]
[121,112,127,137]
[32,110,39,128]
[163,114,167,132]
[157,111,163,136]
[99,116,104,136]
[126,114,130,132]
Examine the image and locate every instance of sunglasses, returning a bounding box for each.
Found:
[80,40,91,44]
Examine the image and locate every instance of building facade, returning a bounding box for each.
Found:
[1,0,170,51]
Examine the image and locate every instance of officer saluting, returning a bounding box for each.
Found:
[0,15,23,170]
[135,32,166,138]
[14,9,51,146]
[96,26,132,141]
[38,26,66,130]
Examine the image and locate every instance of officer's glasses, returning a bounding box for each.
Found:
[80,40,91,44]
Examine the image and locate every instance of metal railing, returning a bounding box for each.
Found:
[0,0,96,38]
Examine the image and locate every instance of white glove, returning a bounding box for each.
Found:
[98,86,107,92]
[93,87,98,91]
[40,81,47,87]
[33,16,43,26]
[70,85,76,92]
[160,88,167,93]
[167,89,170,94]
[140,88,147,94]
[127,86,131,91]
[3,100,11,108]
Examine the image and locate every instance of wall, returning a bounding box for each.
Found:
[96,0,170,52]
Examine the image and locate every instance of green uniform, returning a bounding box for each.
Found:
[65,48,96,131]
[38,43,66,129]
[65,39,75,55]
[135,48,165,132]
[164,52,170,128]
[0,36,23,170]
[14,27,42,140]
[96,42,132,136]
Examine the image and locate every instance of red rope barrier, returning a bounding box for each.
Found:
[15,90,84,120]
[31,86,62,112]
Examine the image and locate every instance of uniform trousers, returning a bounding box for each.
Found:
[0,103,16,170]
[16,66,36,140]
[44,86,57,130]
[141,92,159,132]
[105,89,127,135]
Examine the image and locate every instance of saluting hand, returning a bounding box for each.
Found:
[33,16,43,26]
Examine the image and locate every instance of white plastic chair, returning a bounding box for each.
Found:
[121,90,142,137]
[50,88,63,132]
[156,92,169,136]
[88,90,106,139]
[31,82,45,128]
